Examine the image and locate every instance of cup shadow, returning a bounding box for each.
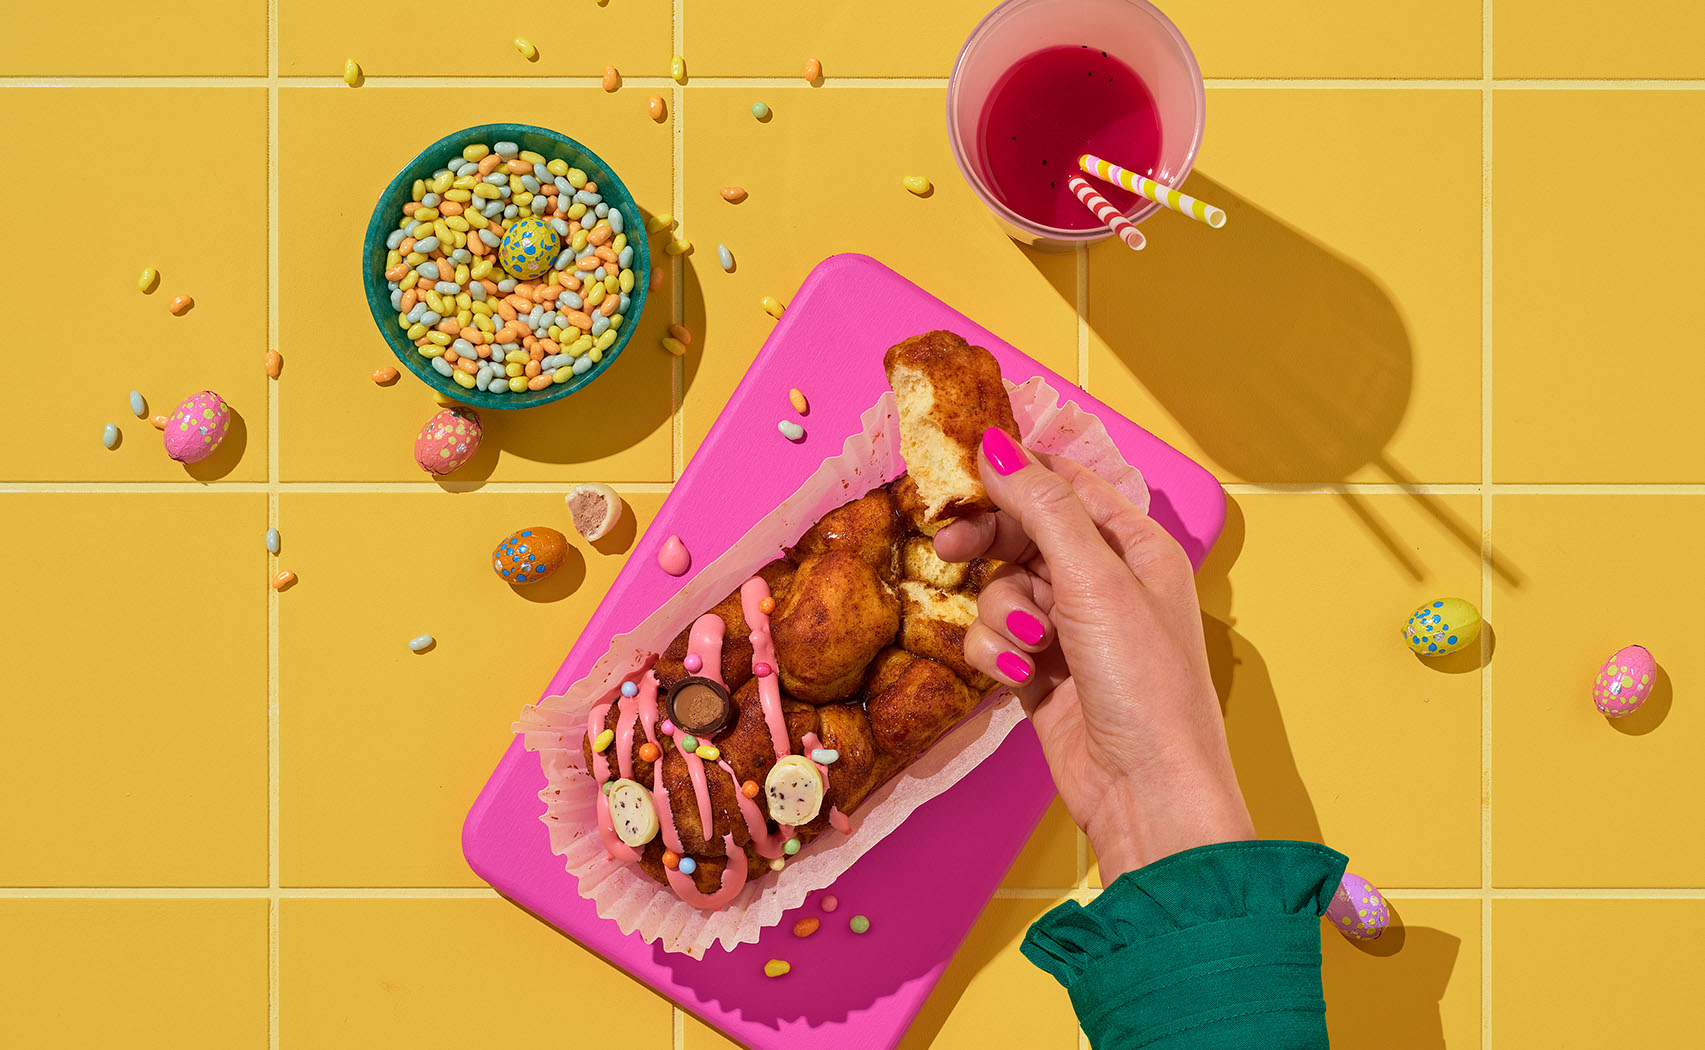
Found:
[1068,171,1520,587]
[1324,907,1462,1050]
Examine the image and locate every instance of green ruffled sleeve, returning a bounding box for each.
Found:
[1021,840,1348,1050]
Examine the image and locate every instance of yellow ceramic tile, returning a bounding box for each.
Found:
[1496,0,1705,78]
[0,494,268,886]
[0,90,268,483]
[0,900,268,1048]
[1089,89,1482,485]
[680,86,1078,456]
[279,491,660,885]
[1494,900,1705,1045]
[281,899,672,1048]
[687,2,991,77]
[1491,495,1703,886]
[1322,897,1480,1049]
[1003,796,1082,890]
[1164,0,1480,78]
[897,898,1077,1050]
[0,1,264,75]
[277,87,674,483]
[1492,92,1705,482]
[278,0,669,77]
[1096,494,1485,888]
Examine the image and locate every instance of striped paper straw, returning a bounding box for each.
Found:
[1066,176,1145,251]
[1079,153,1226,229]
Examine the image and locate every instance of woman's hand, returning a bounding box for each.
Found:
[934,428,1254,881]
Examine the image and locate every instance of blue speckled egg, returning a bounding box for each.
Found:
[1402,597,1481,656]
[498,216,560,280]
[492,526,568,585]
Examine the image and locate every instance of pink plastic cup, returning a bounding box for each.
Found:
[947,0,1206,250]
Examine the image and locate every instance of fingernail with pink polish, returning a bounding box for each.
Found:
[1007,609,1046,646]
[996,650,1032,684]
[981,427,1027,476]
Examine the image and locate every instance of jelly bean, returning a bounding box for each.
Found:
[761,295,785,318]
[509,376,527,392]
[789,388,809,414]
[849,915,870,934]
[129,390,147,417]
[149,413,168,430]
[343,58,361,86]
[272,570,297,590]
[101,423,119,449]
[602,64,620,91]
[265,528,281,555]
[661,337,686,357]
[264,349,283,377]
[803,57,822,82]
[764,960,790,979]
[695,744,720,761]
[593,729,615,753]
[494,141,519,158]
[645,212,673,233]
[137,267,159,293]
[431,357,453,377]
[793,918,820,938]
[647,93,665,120]
[371,366,398,384]
[665,238,692,256]
[168,294,194,315]
[778,420,805,441]
[514,37,537,60]
[810,748,839,764]
[670,54,686,82]
[752,101,770,120]
[720,186,747,203]
[408,633,435,652]
[717,243,734,271]
[903,175,932,195]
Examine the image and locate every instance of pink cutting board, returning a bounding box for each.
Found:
[463,253,1225,1050]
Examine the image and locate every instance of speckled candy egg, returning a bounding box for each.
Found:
[163,390,231,464]
[498,216,560,280]
[412,407,482,475]
[1402,597,1481,657]
[492,526,568,585]
[1593,644,1657,717]
[1327,872,1390,941]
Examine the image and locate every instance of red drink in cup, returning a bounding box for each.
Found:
[947,0,1205,249]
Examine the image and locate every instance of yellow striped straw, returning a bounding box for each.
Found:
[1078,154,1226,229]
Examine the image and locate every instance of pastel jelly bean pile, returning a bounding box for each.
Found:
[380,139,638,395]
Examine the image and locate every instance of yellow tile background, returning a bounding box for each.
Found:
[5,0,1700,1047]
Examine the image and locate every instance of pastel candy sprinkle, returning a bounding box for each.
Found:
[407,633,435,651]
[621,680,639,698]
[752,101,770,120]
[681,735,698,751]
[849,915,870,934]
[778,420,805,441]
[678,856,697,875]
[810,748,839,765]
[683,652,703,673]
[783,837,801,855]
[821,895,839,913]
[764,959,790,978]
[770,858,787,872]
[753,661,773,677]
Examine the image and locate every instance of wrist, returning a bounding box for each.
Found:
[1086,762,1255,883]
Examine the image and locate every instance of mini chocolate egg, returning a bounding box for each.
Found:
[666,676,734,737]
[498,216,561,281]
[1327,872,1390,941]
[1593,644,1657,717]
[163,390,231,464]
[1402,597,1481,656]
[412,407,482,475]
[492,526,568,585]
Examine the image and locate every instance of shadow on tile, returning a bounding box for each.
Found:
[895,896,1056,1050]
[183,406,248,482]
[1199,497,1325,845]
[1610,663,1673,736]
[1074,171,1519,588]
[1325,906,1462,1049]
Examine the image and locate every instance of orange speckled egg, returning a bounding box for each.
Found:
[492,526,568,585]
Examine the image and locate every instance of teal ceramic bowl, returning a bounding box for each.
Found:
[361,123,650,410]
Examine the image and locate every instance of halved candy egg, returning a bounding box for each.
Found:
[1402,597,1481,657]
[764,755,825,826]
[1327,871,1390,942]
[607,778,659,847]
[1593,644,1657,717]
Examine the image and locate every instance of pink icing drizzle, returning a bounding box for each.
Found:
[595,788,642,863]
[829,807,852,835]
[687,614,726,686]
[586,699,615,783]
[654,766,749,908]
[718,758,790,858]
[614,672,661,780]
[658,534,691,576]
[740,578,794,759]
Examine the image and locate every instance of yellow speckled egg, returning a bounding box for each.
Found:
[1402,597,1481,656]
[498,216,560,280]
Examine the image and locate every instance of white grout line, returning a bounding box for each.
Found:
[10,75,1705,90]
[1481,5,1495,1047]
[266,6,281,1049]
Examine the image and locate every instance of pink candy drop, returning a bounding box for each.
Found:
[683,653,702,674]
[754,662,774,678]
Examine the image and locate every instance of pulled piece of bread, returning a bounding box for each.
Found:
[883,330,1021,524]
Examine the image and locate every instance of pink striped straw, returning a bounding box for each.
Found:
[1067,175,1145,251]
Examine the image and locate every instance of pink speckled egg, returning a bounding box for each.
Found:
[1327,872,1389,942]
[413,407,482,475]
[163,390,231,464]
[1593,644,1657,717]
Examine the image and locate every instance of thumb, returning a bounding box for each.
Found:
[977,427,1123,580]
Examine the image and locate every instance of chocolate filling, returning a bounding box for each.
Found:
[666,677,733,737]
